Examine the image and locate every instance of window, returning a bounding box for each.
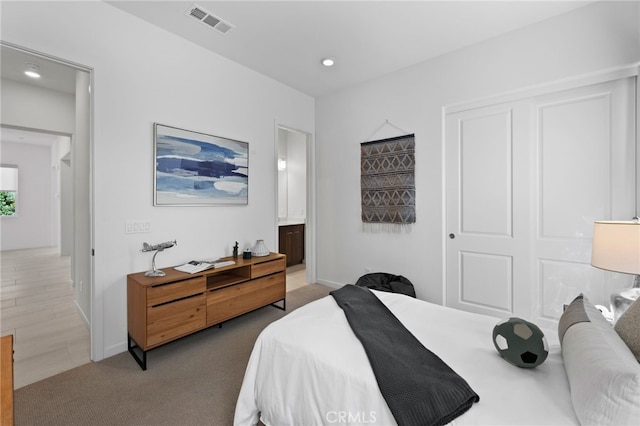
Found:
[0,165,18,216]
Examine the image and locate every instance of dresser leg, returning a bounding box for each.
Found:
[271,298,286,311]
[128,334,147,371]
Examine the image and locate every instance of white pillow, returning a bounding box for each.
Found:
[558,294,640,425]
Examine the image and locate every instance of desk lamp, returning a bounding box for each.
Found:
[591,220,640,322]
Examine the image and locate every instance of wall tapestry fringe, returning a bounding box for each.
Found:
[362,222,413,234]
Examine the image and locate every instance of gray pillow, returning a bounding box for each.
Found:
[614,297,640,362]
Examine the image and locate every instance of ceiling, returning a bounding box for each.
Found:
[107,0,594,97]
[1,46,77,95]
[0,1,594,101]
[1,46,78,145]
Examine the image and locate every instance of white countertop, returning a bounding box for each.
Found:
[278,218,305,226]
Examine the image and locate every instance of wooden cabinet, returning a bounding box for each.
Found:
[279,224,305,267]
[127,253,286,370]
[1,335,13,426]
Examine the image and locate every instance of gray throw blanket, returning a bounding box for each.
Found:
[330,285,479,426]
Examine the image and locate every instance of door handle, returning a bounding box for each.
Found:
[449,233,455,239]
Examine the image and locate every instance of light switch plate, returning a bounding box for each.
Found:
[125,220,151,234]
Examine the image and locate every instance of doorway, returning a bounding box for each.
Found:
[0,42,93,385]
[276,125,315,287]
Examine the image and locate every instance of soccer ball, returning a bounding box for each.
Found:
[492,318,549,368]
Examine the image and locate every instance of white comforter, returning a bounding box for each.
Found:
[234,289,579,426]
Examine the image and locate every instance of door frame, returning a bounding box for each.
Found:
[274,123,316,285]
[1,41,96,359]
[442,64,640,309]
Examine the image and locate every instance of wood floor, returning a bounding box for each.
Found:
[0,247,308,389]
[0,247,90,389]
[286,262,308,292]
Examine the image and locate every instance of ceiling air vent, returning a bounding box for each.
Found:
[187,4,234,35]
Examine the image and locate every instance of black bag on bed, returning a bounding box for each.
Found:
[354,272,416,298]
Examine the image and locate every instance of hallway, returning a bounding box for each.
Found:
[0,247,90,388]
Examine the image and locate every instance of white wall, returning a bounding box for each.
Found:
[277,128,307,221]
[73,69,91,325]
[286,131,307,220]
[277,128,288,219]
[0,79,75,134]
[1,1,314,359]
[0,141,53,250]
[0,134,72,253]
[50,135,71,254]
[315,1,640,303]
[60,153,72,256]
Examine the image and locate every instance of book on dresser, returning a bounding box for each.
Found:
[127,252,286,370]
[174,259,236,274]
[174,260,215,274]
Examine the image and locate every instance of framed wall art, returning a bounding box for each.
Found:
[153,123,248,206]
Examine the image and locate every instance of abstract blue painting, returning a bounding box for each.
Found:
[154,124,248,205]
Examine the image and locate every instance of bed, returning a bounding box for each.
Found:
[234,286,640,426]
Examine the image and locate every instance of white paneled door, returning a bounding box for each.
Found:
[445,77,635,328]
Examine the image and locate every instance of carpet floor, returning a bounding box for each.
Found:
[14,284,333,425]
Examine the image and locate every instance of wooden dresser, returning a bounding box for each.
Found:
[127,253,286,370]
[1,335,14,426]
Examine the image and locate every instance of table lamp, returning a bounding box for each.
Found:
[591,220,640,322]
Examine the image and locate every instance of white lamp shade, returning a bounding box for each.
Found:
[591,221,640,274]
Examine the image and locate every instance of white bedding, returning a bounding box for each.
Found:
[234,289,579,426]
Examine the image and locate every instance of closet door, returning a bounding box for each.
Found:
[530,77,635,326]
[445,100,532,319]
[445,77,635,326]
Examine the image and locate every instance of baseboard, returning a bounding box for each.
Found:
[75,300,127,360]
[74,300,90,329]
[104,341,128,359]
[315,279,343,289]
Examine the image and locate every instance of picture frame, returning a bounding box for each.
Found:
[153,123,249,206]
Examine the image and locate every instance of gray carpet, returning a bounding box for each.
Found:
[14,284,333,426]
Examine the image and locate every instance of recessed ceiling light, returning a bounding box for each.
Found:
[24,63,41,79]
[321,58,335,67]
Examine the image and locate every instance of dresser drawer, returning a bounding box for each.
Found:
[251,258,285,279]
[206,272,285,326]
[147,276,205,307]
[147,293,206,347]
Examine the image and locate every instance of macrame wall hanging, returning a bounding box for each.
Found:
[360,120,415,233]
